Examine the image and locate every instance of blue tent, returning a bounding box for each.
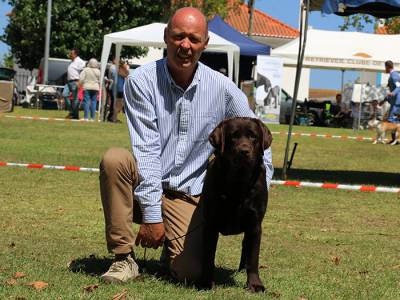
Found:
[208,16,270,57]
[315,0,400,17]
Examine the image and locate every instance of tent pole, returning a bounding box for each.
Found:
[341,69,345,94]
[357,83,364,130]
[248,0,255,36]
[282,0,310,180]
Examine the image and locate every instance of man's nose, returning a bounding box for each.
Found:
[180,37,190,49]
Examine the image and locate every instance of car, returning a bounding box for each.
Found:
[37,57,71,85]
[279,88,304,124]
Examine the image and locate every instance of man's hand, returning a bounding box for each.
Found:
[135,222,165,249]
[388,92,394,97]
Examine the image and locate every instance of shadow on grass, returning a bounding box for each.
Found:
[68,255,237,287]
[274,168,400,187]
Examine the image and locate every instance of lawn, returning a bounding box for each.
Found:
[0,107,399,299]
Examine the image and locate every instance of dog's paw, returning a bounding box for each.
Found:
[246,274,265,293]
[247,281,265,293]
[372,140,377,144]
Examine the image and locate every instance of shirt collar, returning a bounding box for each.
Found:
[162,58,202,91]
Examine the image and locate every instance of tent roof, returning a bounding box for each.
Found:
[208,15,270,56]
[310,0,400,17]
[103,22,240,54]
[101,22,240,83]
[271,28,400,71]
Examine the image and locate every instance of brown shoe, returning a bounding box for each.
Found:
[65,113,72,119]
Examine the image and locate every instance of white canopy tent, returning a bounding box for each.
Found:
[271,28,400,71]
[99,22,240,120]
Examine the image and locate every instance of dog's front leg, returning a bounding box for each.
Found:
[239,234,249,271]
[198,223,219,290]
[244,224,265,293]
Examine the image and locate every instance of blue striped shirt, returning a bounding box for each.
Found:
[124,58,273,223]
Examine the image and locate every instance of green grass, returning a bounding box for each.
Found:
[0,107,399,299]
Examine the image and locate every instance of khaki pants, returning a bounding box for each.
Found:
[99,147,204,282]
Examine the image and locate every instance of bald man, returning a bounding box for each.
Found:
[99,7,273,284]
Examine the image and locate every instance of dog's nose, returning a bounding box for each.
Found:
[238,148,251,157]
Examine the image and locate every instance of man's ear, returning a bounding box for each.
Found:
[203,35,210,50]
[254,119,272,152]
[163,27,168,44]
[209,121,225,154]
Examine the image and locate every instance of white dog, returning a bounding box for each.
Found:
[367,118,400,145]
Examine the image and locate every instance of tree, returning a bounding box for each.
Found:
[339,14,400,34]
[1,52,14,68]
[383,17,400,33]
[1,0,239,70]
[169,0,240,19]
[1,0,168,70]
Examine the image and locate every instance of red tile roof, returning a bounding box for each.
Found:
[225,3,299,39]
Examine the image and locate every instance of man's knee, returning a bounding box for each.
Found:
[169,254,202,283]
[100,147,133,174]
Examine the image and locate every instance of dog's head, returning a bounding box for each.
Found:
[209,117,272,165]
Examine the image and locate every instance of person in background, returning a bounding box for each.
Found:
[106,57,117,122]
[332,93,351,127]
[384,60,400,123]
[113,60,129,123]
[79,58,101,121]
[67,48,85,119]
[62,83,71,118]
[379,60,400,143]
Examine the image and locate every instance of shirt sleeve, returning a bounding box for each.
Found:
[224,80,274,189]
[124,74,163,223]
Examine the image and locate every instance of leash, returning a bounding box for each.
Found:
[142,220,204,270]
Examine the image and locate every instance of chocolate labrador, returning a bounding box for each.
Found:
[199,117,272,292]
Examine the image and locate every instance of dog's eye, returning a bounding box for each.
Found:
[247,131,256,140]
[231,131,240,139]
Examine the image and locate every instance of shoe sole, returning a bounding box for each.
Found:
[100,273,140,284]
[101,275,128,284]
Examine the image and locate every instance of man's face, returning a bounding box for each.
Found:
[336,95,342,103]
[69,50,76,60]
[164,14,209,73]
[385,65,392,74]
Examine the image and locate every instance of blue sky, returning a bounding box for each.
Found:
[0,2,11,61]
[0,1,374,90]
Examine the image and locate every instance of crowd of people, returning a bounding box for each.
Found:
[315,61,398,130]
[62,48,128,122]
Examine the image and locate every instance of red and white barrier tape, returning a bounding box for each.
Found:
[1,161,398,193]
[272,180,399,193]
[270,131,375,142]
[0,161,99,173]
[2,115,97,123]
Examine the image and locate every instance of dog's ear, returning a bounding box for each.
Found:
[209,121,225,154]
[254,119,272,152]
